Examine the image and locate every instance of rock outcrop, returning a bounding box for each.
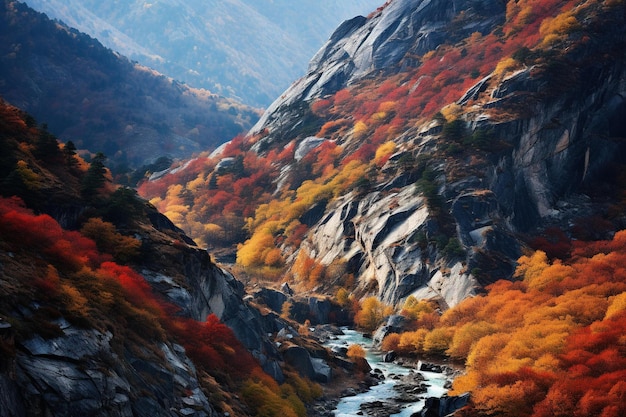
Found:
[2,317,219,417]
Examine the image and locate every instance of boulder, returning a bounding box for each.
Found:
[420,393,470,417]
[382,351,397,363]
[373,314,407,344]
[282,345,332,383]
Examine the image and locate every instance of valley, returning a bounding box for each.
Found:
[1,0,626,416]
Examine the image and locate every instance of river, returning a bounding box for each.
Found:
[324,329,449,417]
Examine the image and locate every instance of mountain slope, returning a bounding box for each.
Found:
[0,99,332,417]
[139,0,626,308]
[0,0,259,170]
[23,0,384,107]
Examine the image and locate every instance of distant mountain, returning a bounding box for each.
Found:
[0,0,260,170]
[23,0,384,107]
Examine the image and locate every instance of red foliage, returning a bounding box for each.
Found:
[528,227,572,260]
[0,197,266,385]
[168,314,259,377]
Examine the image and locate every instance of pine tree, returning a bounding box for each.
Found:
[81,152,108,199]
[63,141,78,167]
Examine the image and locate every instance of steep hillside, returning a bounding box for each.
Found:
[0,99,338,417]
[23,0,383,107]
[140,0,626,308]
[0,0,259,170]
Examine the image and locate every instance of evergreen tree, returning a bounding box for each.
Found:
[34,128,61,162]
[63,141,78,167]
[81,152,108,199]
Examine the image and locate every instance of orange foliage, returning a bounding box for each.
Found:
[422,230,626,416]
[347,344,366,359]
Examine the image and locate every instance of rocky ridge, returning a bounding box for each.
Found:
[251,0,506,137]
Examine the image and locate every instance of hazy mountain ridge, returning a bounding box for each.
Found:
[0,0,260,170]
[23,0,384,107]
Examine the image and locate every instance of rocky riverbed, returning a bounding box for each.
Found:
[314,327,462,417]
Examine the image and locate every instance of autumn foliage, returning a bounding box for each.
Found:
[384,231,626,417]
[134,0,622,285]
[0,196,312,416]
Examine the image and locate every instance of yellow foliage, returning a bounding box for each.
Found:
[540,13,580,37]
[605,292,626,320]
[494,57,519,76]
[525,260,574,292]
[400,296,435,321]
[374,141,396,166]
[371,111,387,122]
[335,288,350,307]
[423,327,454,355]
[354,296,394,333]
[80,217,141,262]
[466,332,511,369]
[541,33,564,47]
[440,103,462,122]
[353,120,368,137]
[539,11,580,48]
[515,250,549,283]
[186,173,206,193]
[472,380,541,417]
[398,329,428,354]
[241,380,300,417]
[346,344,366,359]
[450,371,482,396]
[236,231,275,268]
[15,160,41,190]
[378,101,397,113]
[500,320,571,364]
[534,353,561,372]
[446,321,497,360]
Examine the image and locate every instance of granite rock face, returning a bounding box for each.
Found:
[138,224,285,382]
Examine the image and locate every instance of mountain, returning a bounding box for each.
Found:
[137,0,626,414]
[142,0,626,305]
[0,98,353,417]
[23,0,384,107]
[0,0,260,171]
[3,0,626,415]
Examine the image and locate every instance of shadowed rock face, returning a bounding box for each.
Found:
[3,319,220,417]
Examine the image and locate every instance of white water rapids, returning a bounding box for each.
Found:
[324,329,449,417]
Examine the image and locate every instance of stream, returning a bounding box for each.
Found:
[324,329,449,417]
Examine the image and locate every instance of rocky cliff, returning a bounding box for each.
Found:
[251,0,506,136]
[247,0,626,307]
[0,99,297,416]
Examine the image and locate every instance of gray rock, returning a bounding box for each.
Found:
[282,345,332,383]
[294,137,327,161]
